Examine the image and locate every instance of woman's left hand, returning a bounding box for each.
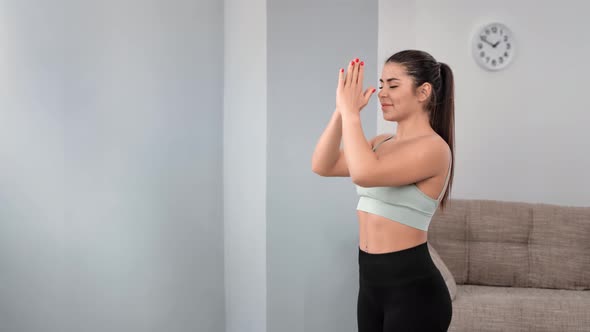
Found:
[336,58,376,117]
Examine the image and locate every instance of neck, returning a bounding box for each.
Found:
[394,110,435,141]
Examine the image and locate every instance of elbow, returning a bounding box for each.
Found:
[311,157,324,176]
[351,174,364,186]
[311,160,320,175]
[352,162,374,186]
[351,167,370,186]
[311,165,326,176]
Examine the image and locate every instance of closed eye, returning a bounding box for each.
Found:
[378,86,397,89]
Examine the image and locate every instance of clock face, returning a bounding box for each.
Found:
[472,22,514,71]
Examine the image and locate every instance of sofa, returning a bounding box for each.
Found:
[425,198,590,332]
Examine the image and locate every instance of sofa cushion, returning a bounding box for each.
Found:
[449,285,590,332]
[529,203,590,290]
[428,242,457,301]
[430,199,590,290]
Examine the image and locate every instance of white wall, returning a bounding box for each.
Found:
[377,0,590,206]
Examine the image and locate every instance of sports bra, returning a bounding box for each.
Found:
[355,135,452,231]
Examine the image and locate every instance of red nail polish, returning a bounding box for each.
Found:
[372,88,376,93]
[340,68,344,73]
[355,58,359,63]
[350,60,355,65]
[360,61,364,66]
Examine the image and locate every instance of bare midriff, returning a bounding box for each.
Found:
[357,210,428,254]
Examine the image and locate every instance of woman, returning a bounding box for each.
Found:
[311,50,455,331]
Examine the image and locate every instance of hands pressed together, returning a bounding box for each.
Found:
[336,58,377,117]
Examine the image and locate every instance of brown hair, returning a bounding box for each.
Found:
[386,50,455,211]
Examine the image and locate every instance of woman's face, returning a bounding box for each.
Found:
[377,62,427,121]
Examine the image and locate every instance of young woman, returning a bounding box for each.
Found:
[312,50,455,331]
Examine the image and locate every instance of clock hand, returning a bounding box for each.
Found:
[492,41,500,48]
[480,37,496,48]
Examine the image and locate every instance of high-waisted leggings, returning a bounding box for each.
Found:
[357,241,452,331]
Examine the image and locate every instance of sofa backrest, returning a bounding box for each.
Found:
[427,199,590,290]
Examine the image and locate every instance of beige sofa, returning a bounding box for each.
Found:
[426,199,590,332]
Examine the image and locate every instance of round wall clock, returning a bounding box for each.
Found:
[472,22,515,71]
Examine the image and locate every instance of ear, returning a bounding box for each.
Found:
[417,82,432,103]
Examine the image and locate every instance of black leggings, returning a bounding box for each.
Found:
[357,241,452,331]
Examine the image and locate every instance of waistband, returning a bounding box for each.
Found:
[358,241,439,285]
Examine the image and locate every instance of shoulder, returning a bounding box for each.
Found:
[398,134,450,181]
[417,134,451,168]
[369,133,394,148]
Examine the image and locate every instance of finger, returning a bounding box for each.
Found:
[338,67,344,89]
[345,59,354,87]
[357,60,364,87]
[363,87,376,103]
[351,58,359,87]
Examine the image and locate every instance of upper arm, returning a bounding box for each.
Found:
[319,134,390,177]
[354,136,450,187]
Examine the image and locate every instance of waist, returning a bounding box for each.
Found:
[358,241,440,285]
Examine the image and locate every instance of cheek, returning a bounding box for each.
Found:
[390,90,405,100]
[396,92,414,104]
[390,94,403,105]
[385,92,398,101]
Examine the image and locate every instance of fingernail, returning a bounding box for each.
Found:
[372,88,376,93]
[350,60,355,65]
[340,68,344,73]
[360,61,364,66]
[355,58,359,63]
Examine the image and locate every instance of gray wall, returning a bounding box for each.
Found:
[0,1,224,331]
[224,0,267,331]
[267,1,378,332]
[223,0,378,331]
[0,2,65,331]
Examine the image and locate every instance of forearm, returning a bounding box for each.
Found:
[311,109,343,173]
[340,112,377,183]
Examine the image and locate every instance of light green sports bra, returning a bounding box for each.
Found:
[355,135,452,231]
